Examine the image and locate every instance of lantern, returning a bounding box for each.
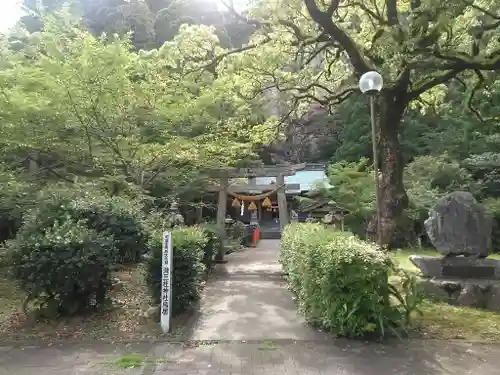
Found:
[262,197,272,208]
[248,201,257,211]
[232,198,241,208]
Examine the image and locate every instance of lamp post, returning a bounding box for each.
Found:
[359,71,383,247]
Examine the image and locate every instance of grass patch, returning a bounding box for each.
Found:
[112,354,149,369]
[0,264,188,342]
[391,248,500,341]
[392,248,500,275]
[258,340,278,351]
[391,248,440,274]
[110,353,170,369]
[416,300,500,341]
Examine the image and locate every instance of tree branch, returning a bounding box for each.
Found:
[385,0,399,25]
[408,69,462,99]
[303,0,370,73]
[339,1,385,24]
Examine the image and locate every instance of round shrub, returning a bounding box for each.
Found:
[5,219,116,316]
[145,227,207,316]
[23,185,149,264]
[281,223,411,338]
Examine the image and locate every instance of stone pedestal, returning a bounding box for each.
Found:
[410,191,500,312]
[410,255,500,279]
[416,277,500,311]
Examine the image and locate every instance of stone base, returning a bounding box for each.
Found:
[410,255,500,279]
[417,277,500,311]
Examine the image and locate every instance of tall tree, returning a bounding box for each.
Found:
[218,0,500,246]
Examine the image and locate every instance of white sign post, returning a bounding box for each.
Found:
[160,231,173,333]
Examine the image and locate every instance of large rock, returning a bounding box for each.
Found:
[425,191,492,257]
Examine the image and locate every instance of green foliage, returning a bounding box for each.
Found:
[403,155,478,243]
[310,160,374,237]
[463,153,500,198]
[5,219,116,316]
[197,223,223,272]
[404,154,476,194]
[327,160,375,217]
[0,17,267,202]
[145,227,207,315]
[0,168,36,242]
[281,223,420,338]
[228,220,247,243]
[484,198,500,252]
[404,155,476,213]
[22,185,149,264]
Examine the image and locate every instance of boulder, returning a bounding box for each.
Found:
[424,191,492,257]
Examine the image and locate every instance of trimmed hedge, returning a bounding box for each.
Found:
[145,227,208,316]
[5,219,116,316]
[281,223,412,338]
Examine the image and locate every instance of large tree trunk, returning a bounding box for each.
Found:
[367,90,409,247]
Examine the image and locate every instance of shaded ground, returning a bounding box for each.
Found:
[0,266,185,342]
[2,340,500,375]
[187,239,326,341]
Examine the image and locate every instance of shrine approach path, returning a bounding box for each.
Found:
[186,239,326,341]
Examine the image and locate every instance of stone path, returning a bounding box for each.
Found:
[2,239,500,374]
[187,239,326,341]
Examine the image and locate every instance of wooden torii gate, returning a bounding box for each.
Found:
[209,164,306,261]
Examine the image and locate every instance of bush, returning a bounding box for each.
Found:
[197,223,223,272]
[145,227,207,316]
[0,169,36,242]
[5,219,116,316]
[23,185,149,263]
[281,223,417,338]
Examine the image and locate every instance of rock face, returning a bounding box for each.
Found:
[424,191,492,257]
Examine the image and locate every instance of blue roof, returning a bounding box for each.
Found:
[255,170,331,194]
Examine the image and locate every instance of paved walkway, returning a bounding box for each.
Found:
[1,340,500,375]
[2,239,500,374]
[187,239,326,341]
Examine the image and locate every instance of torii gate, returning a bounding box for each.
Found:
[209,164,306,261]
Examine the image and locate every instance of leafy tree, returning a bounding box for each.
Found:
[0,18,267,200]
[15,0,255,50]
[216,0,500,245]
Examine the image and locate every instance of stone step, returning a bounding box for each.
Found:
[261,231,281,239]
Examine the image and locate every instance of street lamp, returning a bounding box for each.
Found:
[359,71,383,247]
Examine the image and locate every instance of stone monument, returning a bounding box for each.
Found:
[410,191,500,311]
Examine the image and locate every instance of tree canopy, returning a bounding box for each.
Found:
[1,0,500,246]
